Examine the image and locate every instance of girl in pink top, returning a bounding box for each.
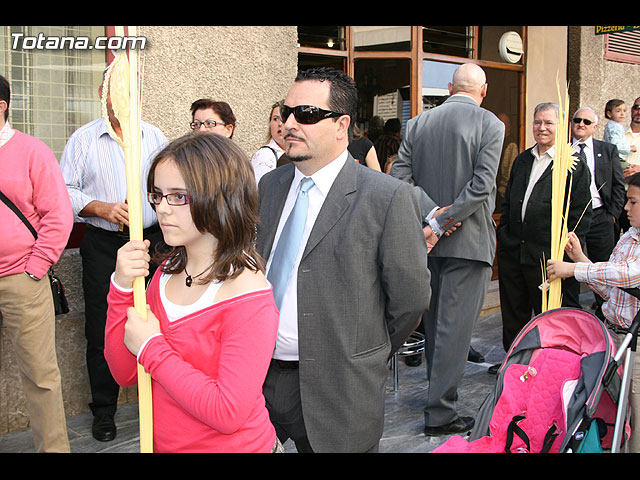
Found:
[105,133,279,452]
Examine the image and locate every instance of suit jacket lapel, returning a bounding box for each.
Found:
[592,140,604,187]
[302,155,357,261]
[522,148,536,184]
[258,165,295,258]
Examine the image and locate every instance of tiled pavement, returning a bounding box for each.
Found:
[0,288,599,454]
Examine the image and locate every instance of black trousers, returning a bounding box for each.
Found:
[585,207,617,318]
[80,224,163,417]
[262,360,380,453]
[497,247,581,352]
[263,360,314,453]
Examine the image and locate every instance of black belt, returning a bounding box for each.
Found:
[271,359,299,369]
[86,223,160,239]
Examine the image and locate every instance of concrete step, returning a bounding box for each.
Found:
[481,280,500,317]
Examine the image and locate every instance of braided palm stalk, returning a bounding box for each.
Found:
[101,26,153,453]
[542,79,578,312]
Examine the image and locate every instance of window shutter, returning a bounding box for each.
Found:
[605,30,640,64]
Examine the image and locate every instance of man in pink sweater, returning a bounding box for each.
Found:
[0,75,73,452]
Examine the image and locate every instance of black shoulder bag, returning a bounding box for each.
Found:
[0,190,69,315]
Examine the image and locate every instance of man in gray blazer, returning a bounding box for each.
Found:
[390,63,504,435]
[257,67,430,453]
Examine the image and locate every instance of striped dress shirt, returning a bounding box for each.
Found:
[59,117,168,231]
[574,227,640,328]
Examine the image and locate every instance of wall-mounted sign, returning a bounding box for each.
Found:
[595,26,640,35]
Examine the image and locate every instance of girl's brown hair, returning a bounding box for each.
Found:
[147,132,264,283]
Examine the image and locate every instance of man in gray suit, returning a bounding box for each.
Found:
[390,63,504,435]
[257,67,430,453]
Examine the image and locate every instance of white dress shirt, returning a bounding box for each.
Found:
[266,150,349,360]
[251,138,284,184]
[522,144,554,221]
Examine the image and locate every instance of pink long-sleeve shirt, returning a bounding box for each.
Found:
[0,129,73,279]
[105,269,279,453]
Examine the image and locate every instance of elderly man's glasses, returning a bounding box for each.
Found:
[147,192,190,206]
[189,119,227,130]
[280,104,347,125]
[572,117,594,126]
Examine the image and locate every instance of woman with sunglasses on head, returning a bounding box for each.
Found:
[189,98,236,138]
[104,133,280,453]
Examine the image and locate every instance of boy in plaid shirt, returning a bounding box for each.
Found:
[547,172,640,452]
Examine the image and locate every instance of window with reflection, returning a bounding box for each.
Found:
[482,68,521,213]
[0,25,105,158]
[422,60,458,111]
[354,58,410,130]
[422,26,474,57]
[353,26,411,52]
[354,58,410,172]
[298,26,346,50]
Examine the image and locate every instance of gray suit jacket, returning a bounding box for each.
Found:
[390,95,505,266]
[257,155,430,452]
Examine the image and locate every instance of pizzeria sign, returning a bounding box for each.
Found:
[595,26,640,35]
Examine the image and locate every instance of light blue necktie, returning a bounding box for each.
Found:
[268,177,315,309]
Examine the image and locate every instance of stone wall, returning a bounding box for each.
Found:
[568,26,640,138]
[0,249,137,434]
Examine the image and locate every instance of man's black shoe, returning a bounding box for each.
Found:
[467,346,485,363]
[424,416,475,436]
[92,414,117,442]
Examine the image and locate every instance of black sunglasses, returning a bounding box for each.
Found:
[572,117,594,126]
[280,104,347,125]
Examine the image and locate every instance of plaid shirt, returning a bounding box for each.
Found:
[574,227,640,328]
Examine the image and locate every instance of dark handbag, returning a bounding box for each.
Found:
[0,190,70,315]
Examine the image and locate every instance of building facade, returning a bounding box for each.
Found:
[0,25,638,432]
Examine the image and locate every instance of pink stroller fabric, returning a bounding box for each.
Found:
[433,348,582,453]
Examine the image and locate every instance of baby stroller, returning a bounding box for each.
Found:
[433,304,638,453]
